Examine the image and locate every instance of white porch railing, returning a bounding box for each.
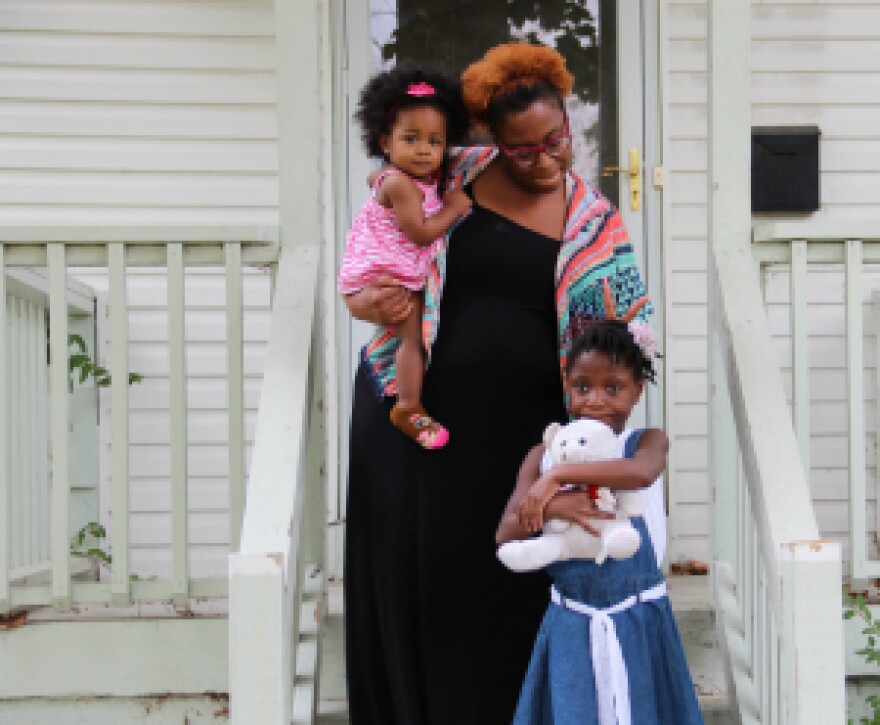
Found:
[0,227,279,614]
[753,223,880,586]
[228,243,325,725]
[3,282,49,584]
[708,237,846,723]
[2,269,96,591]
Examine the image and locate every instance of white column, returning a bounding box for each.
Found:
[706,0,751,589]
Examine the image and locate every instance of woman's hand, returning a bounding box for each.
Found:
[544,490,615,537]
[344,276,416,326]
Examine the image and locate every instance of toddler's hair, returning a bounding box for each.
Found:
[567,319,657,384]
[355,64,470,159]
[461,42,574,133]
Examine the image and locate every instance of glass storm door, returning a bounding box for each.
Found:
[369,0,629,207]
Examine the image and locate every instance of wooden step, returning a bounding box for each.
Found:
[291,564,325,725]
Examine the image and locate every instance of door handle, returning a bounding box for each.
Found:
[602,147,641,212]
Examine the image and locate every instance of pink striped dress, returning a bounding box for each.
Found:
[338,168,444,294]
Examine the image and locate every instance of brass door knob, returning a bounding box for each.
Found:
[602,147,642,211]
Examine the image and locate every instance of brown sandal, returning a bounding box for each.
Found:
[390,403,450,450]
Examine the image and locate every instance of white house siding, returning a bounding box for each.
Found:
[663,0,880,564]
[0,0,277,578]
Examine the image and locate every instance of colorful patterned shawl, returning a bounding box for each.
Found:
[360,146,653,397]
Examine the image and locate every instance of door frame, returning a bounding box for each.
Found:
[616,0,665,432]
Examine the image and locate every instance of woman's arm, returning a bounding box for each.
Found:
[496,445,614,545]
[516,428,668,532]
[343,275,416,327]
[380,173,471,246]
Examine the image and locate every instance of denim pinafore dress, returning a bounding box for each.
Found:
[512,430,704,725]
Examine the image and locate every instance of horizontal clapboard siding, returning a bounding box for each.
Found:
[663,0,880,564]
[0,0,278,227]
[0,0,279,579]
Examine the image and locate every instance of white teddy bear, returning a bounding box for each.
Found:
[497,418,643,572]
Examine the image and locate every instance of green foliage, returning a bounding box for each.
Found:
[68,333,144,391]
[70,521,112,567]
[844,589,880,724]
[382,0,601,105]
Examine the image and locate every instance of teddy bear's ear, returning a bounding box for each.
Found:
[543,423,561,447]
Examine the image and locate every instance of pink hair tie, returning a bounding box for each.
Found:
[407,81,435,97]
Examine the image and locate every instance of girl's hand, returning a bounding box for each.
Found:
[443,188,472,217]
[544,490,615,537]
[344,276,416,326]
[516,474,559,533]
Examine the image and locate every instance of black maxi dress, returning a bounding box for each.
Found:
[345,196,568,725]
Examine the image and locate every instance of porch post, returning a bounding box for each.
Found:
[275,0,323,252]
[229,1,325,723]
[706,0,750,588]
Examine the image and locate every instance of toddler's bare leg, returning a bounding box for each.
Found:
[389,295,449,450]
[394,298,424,408]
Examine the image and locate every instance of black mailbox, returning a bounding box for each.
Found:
[751,126,820,213]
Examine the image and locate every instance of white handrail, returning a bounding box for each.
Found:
[710,241,846,722]
[0,226,280,245]
[228,243,324,724]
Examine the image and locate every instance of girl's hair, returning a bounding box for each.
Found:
[566,319,658,384]
[461,43,574,134]
[355,64,470,159]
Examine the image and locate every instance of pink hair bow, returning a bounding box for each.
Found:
[407,81,435,97]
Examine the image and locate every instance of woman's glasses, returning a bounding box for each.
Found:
[497,120,572,167]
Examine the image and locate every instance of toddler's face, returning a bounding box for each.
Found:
[564,350,643,434]
[380,106,446,181]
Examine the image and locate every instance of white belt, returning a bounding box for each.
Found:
[550,581,667,725]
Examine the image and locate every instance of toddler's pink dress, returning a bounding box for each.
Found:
[338,168,443,294]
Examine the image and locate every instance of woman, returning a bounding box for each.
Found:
[344,42,653,725]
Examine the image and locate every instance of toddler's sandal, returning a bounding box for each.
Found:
[390,403,450,450]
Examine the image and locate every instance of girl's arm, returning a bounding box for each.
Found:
[380,173,471,246]
[343,275,416,326]
[496,445,614,545]
[517,428,669,533]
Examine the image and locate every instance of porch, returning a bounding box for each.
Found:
[0,0,873,723]
[2,211,874,722]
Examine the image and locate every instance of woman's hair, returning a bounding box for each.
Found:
[566,319,657,384]
[461,43,574,133]
[355,64,470,159]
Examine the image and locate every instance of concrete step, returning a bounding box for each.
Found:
[668,575,732,715]
[316,575,733,723]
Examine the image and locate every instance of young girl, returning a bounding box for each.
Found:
[338,65,471,449]
[497,319,704,725]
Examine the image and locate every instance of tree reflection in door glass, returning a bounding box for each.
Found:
[369,0,618,205]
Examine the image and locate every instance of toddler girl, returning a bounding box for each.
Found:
[497,317,704,724]
[338,65,471,449]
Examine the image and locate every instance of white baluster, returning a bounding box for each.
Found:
[108,243,130,605]
[226,242,244,552]
[48,243,70,609]
[168,243,189,607]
